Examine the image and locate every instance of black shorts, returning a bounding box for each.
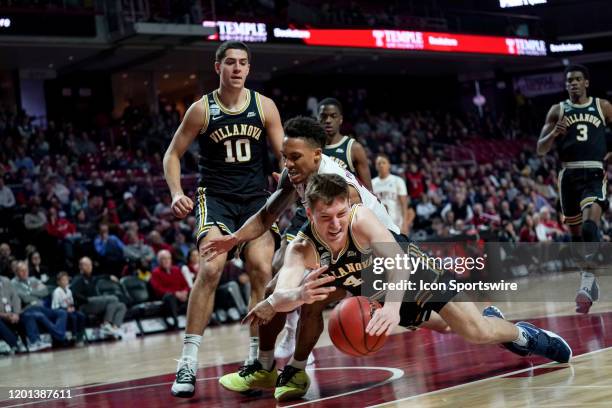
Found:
[558,167,608,225]
[282,206,308,243]
[194,188,280,246]
[390,232,458,329]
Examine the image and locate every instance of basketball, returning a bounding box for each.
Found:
[328,296,387,357]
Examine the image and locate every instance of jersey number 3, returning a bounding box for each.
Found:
[224,139,251,163]
[576,124,588,141]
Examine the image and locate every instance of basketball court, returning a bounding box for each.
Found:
[3,292,612,407]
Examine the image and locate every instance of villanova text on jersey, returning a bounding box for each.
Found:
[198,89,269,199]
[557,97,607,163]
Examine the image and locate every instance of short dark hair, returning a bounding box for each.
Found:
[318,97,343,115]
[284,116,327,149]
[306,174,349,209]
[215,41,251,62]
[564,64,589,80]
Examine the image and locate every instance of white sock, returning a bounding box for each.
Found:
[258,349,275,371]
[581,272,595,291]
[285,310,299,333]
[288,357,307,370]
[245,336,259,365]
[182,334,202,361]
[512,326,528,347]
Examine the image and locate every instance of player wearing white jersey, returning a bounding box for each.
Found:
[372,154,410,234]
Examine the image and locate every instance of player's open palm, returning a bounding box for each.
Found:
[200,235,237,261]
[366,303,401,336]
[171,193,194,219]
[300,265,336,304]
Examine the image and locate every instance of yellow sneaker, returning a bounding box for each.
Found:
[219,360,277,393]
[274,365,310,402]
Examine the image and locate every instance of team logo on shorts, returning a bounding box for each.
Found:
[209,104,221,116]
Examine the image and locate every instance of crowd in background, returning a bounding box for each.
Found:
[1,90,612,354]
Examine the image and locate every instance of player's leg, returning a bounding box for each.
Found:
[172,189,231,398]
[435,295,571,363]
[219,272,287,393]
[274,288,347,402]
[575,167,607,313]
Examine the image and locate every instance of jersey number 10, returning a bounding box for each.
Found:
[224,138,251,163]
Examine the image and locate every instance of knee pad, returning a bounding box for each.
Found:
[581,220,600,243]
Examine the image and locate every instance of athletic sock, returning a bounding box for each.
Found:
[512,326,528,347]
[182,334,202,361]
[246,336,259,365]
[288,357,307,370]
[258,349,275,371]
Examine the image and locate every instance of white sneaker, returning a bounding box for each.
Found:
[275,329,296,359]
[171,357,197,398]
[28,340,52,352]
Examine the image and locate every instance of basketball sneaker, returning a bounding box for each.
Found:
[274,365,310,402]
[171,357,197,398]
[575,273,599,314]
[513,322,572,363]
[218,360,277,393]
[482,305,529,357]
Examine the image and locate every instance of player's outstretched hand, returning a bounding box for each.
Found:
[366,302,401,337]
[242,299,276,326]
[300,265,336,304]
[554,117,568,138]
[171,193,194,219]
[200,235,238,261]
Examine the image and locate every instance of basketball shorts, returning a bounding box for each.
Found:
[389,232,458,329]
[558,167,608,226]
[282,206,308,243]
[193,187,280,251]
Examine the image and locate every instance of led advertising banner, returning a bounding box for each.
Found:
[272,28,547,56]
[202,21,548,57]
[0,13,96,37]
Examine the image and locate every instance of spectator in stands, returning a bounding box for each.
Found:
[75,209,95,240]
[0,177,15,210]
[150,250,189,330]
[172,232,190,265]
[441,190,473,224]
[94,223,125,276]
[181,248,199,289]
[0,243,15,278]
[24,196,47,233]
[71,256,126,338]
[70,188,88,218]
[52,271,86,346]
[123,230,155,264]
[406,163,426,200]
[27,251,50,283]
[118,191,151,224]
[519,215,538,242]
[11,261,67,347]
[0,275,22,354]
[147,230,172,255]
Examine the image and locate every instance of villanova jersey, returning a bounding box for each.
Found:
[198,89,269,198]
[296,205,373,295]
[323,136,356,173]
[294,155,400,234]
[557,97,608,164]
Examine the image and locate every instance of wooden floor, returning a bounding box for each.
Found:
[1,274,612,407]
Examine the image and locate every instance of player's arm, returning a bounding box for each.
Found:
[352,206,407,336]
[537,103,566,156]
[600,99,612,125]
[201,169,298,260]
[163,99,205,218]
[261,95,285,170]
[351,141,372,191]
[397,178,410,235]
[243,239,335,325]
[348,185,362,205]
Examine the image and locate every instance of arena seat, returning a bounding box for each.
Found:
[119,276,165,335]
